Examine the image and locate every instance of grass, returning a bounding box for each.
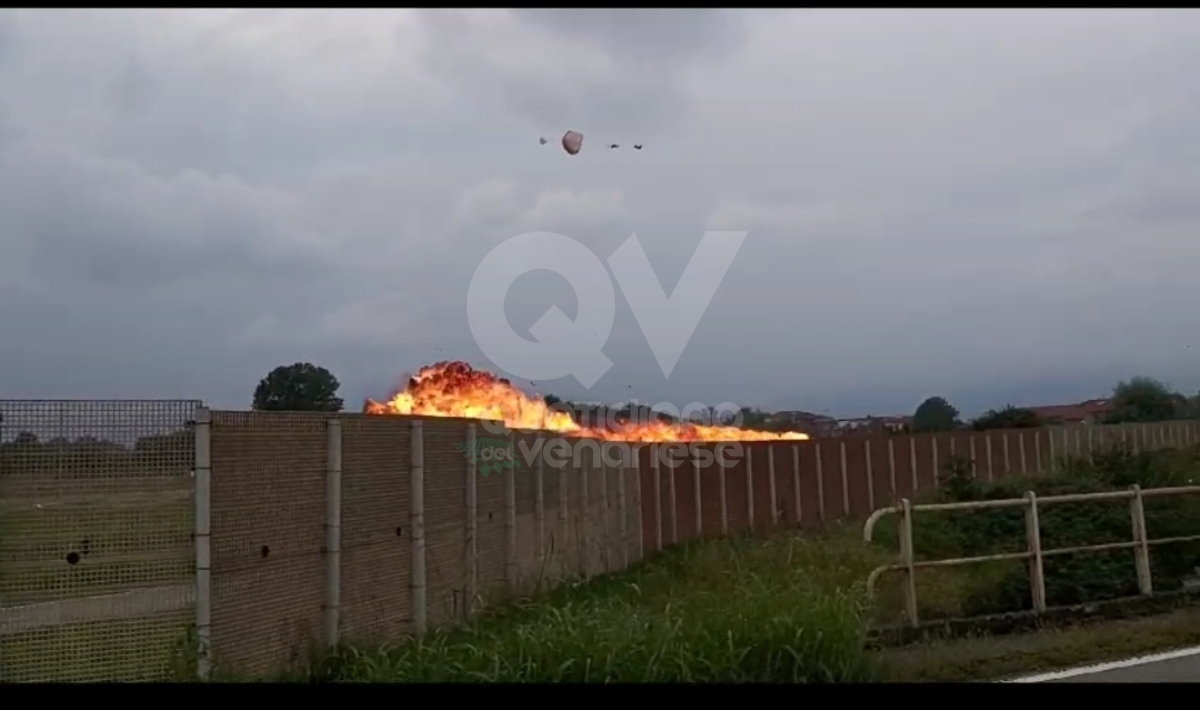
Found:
[0,478,195,682]
[302,526,888,683]
[0,614,196,682]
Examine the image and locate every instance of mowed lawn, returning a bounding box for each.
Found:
[0,475,196,681]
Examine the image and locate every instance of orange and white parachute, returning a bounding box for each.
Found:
[540,130,642,156]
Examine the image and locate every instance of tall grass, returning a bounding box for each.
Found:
[303,527,887,682]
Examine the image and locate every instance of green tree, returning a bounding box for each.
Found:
[971,405,1043,431]
[912,396,959,433]
[1107,376,1180,423]
[252,362,345,412]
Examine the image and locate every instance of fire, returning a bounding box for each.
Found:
[363,361,809,442]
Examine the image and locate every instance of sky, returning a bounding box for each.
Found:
[1,8,1199,420]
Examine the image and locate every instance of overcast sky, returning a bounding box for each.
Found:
[1,9,1199,418]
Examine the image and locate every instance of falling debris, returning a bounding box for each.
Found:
[540,130,644,156]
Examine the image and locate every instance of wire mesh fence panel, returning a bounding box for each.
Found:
[0,399,200,682]
[208,411,327,678]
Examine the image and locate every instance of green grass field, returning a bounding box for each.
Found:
[0,477,195,682]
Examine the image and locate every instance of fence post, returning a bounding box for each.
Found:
[930,437,940,488]
[816,442,827,520]
[908,438,918,492]
[617,448,629,568]
[535,449,545,567]
[557,451,569,574]
[1024,491,1047,614]
[693,449,703,536]
[898,498,918,627]
[1034,431,1043,474]
[969,436,978,478]
[465,423,478,618]
[887,439,897,501]
[839,440,850,515]
[632,447,642,561]
[1129,485,1153,596]
[793,444,803,524]
[193,407,213,680]
[410,420,427,635]
[653,451,663,550]
[600,446,612,572]
[863,440,874,512]
[719,444,729,534]
[984,436,993,484]
[1002,433,1011,476]
[324,418,342,648]
[667,448,678,544]
[746,445,756,528]
[768,445,779,525]
[1018,431,1027,475]
[504,430,520,589]
[580,446,591,578]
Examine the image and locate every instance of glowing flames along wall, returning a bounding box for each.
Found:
[363,361,810,443]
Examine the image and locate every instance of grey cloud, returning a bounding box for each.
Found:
[2,9,1200,417]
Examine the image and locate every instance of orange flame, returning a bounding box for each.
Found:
[363,361,809,442]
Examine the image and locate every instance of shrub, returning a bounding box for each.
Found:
[877,445,1200,618]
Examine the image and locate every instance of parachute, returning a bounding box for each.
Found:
[539,130,642,156]
[562,130,583,155]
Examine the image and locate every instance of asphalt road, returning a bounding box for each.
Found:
[1006,647,1200,682]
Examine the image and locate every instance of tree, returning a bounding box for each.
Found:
[1107,376,1181,423]
[252,362,344,412]
[911,396,959,433]
[971,405,1042,431]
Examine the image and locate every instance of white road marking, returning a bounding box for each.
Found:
[1001,645,1200,682]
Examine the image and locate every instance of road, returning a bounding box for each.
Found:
[1005,646,1200,682]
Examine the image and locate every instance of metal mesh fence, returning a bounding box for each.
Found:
[207,411,327,678]
[0,399,200,682]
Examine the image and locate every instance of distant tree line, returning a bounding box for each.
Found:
[243,362,1200,436]
[911,376,1200,433]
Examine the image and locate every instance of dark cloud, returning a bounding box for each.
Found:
[1,9,1199,415]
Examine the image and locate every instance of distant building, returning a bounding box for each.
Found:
[1027,398,1112,425]
[761,411,913,437]
[836,416,912,436]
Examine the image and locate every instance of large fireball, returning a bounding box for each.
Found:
[364,361,808,442]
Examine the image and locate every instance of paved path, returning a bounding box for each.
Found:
[0,585,192,635]
[1005,646,1200,682]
